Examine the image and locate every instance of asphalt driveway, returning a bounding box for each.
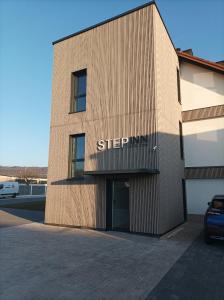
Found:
[0,210,223,300]
[147,234,224,300]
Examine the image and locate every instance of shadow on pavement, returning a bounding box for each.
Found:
[146,233,224,300]
[0,208,44,228]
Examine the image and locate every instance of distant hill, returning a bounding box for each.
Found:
[0,166,48,179]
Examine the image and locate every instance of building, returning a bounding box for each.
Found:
[178,50,224,215]
[45,1,185,235]
[45,1,224,235]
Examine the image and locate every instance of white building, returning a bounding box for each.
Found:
[178,49,224,215]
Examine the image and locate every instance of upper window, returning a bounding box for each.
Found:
[71,69,87,113]
[177,68,181,103]
[69,134,85,177]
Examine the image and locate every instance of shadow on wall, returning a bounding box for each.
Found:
[49,132,183,230]
[88,133,158,171]
[49,128,224,229]
[88,133,159,230]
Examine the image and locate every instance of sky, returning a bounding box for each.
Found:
[0,0,223,167]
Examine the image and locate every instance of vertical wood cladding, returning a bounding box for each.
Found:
[130,175,159,234]
[46,4,159,232]
[153,5,184,233]
[46,3,184,235]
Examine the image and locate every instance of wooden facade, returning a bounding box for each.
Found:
[182,105,224,122]
[45,3,184,235]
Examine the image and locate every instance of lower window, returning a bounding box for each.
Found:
[69,134,85,177]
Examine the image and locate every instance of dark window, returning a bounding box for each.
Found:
[182,179,187,221]
[179,121,184,159]
[69,134,85,177]
[71,69,87,112]
[177,68,181,103]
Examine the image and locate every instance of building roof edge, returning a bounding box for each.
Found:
[177,51,224,74]
[52,1,155,45]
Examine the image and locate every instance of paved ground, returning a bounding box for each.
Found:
[0,210,223,300]
[0,195,45,206]
[147,234,224,300]
[0,208,44,228]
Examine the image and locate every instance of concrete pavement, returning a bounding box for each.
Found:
[0,210,223,300]
[0,210,199,300]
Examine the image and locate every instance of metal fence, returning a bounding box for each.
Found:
[19,184,47,196]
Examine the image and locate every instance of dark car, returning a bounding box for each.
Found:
[204,195,224,243]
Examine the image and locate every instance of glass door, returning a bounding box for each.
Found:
[106,179,129,231]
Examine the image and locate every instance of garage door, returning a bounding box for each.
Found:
[186,179,224,215]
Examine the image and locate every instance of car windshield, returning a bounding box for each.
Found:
[212,200,224,209]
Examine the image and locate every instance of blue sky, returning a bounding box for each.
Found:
[0,0,223,167]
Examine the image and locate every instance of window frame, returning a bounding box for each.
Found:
[179,121,184,160]
[70,69,87,113]
[177,68,181,104]
[68,133,85,178]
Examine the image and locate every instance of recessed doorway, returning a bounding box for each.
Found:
[106,179,130,231]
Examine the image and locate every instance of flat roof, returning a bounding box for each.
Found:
[52,1,177,54]
[53,1,155,45]
[177,51,224,74]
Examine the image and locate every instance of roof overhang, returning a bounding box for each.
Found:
[177,51,224,75]
[84,169,159,176]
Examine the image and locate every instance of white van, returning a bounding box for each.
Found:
[0,182,19,198]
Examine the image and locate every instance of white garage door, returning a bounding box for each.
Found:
[186,179,224,215]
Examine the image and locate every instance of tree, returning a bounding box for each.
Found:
[18,168,40,185]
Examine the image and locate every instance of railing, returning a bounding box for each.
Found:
[19,184,47,196]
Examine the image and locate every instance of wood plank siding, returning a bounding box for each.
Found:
[45,3,184,235]
[182,105,224,122]
[153,6,184,233]
[185,167,224,179]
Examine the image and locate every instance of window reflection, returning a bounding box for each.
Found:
[71,69,87,113]
[70,134,85,177]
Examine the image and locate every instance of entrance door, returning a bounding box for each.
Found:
[106,179,130,231]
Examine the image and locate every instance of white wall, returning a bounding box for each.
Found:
[180,62,224,111]
[186,179,224,214]
[183,117,224,167]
